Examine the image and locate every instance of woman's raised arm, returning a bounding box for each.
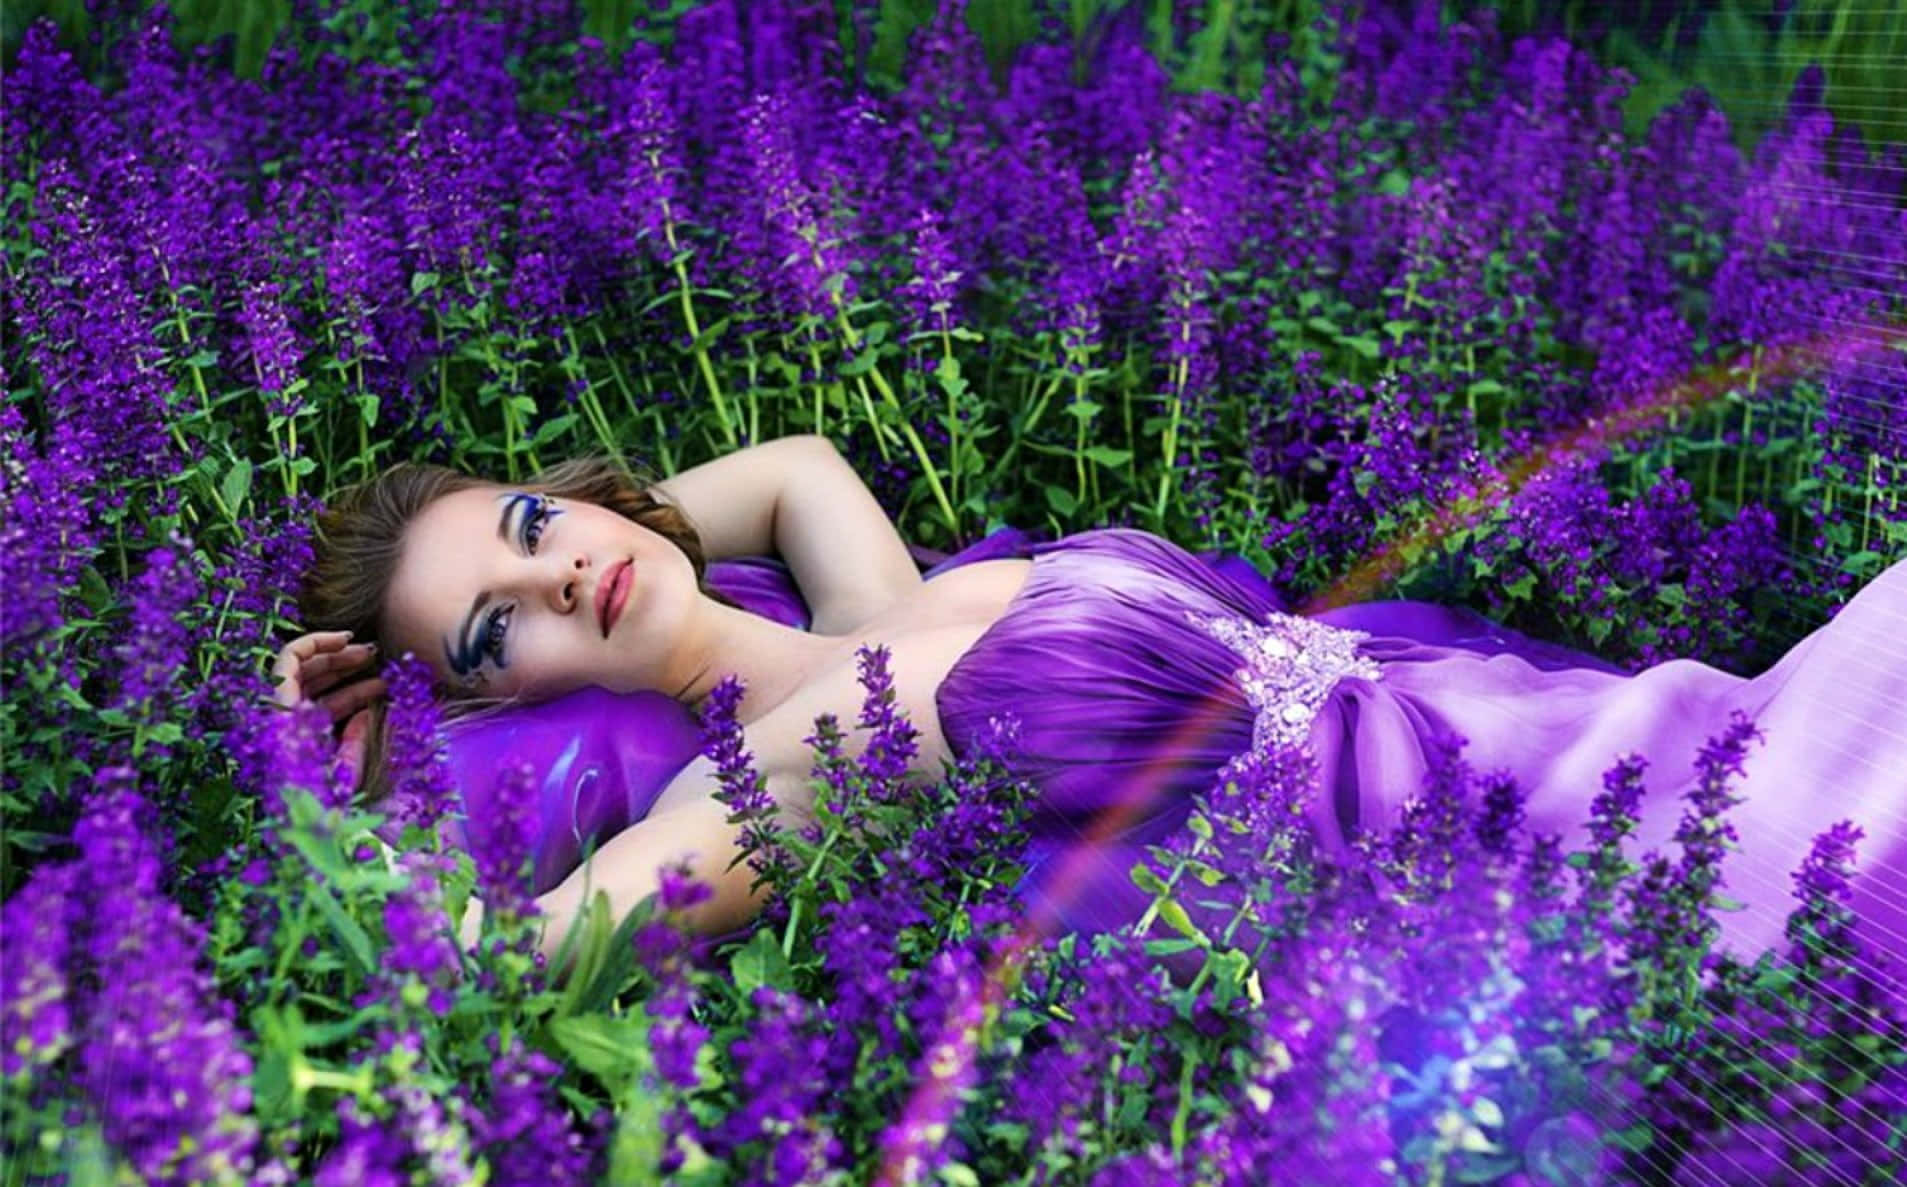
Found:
[517,762,811,979]
[653,434,922,634]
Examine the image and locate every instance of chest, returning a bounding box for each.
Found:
[755,557,1036,780]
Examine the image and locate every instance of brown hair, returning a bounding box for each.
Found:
[298,452,740,809]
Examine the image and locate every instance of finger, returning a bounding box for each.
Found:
[274,631,356,675]
[338,734,368,794]
[336,705,378,789]
[273,632,357,703]
[341,707,373,749]
[299,645,380,696]
[316,675,386,724]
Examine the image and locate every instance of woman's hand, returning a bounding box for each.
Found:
[272,629,386,786]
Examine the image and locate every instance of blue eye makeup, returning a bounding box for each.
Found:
[446,492,565,685]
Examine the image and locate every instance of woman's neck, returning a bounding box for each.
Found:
[668,598,841,726]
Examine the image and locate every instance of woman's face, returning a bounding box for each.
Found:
[383,485,698,702]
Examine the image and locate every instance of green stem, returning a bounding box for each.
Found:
[560,330,615,452]
[1121,336,1137,485]
[1154,358,1188,523]
[1169,1049,1199,1159]
[1861,453,1876,556]
[784,829,844,959]
[666,238,736,447]
[831,301,959,540]
[1735,347,1760,510]
[586,322,645,427]
[1072,368,1088,504]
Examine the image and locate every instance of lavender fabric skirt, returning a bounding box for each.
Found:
[931,528,1907,997]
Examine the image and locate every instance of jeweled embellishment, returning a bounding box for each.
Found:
[1184,608,1384,754]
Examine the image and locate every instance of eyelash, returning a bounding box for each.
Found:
[481,495,554,671]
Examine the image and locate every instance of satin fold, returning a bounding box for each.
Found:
[934,528,1907,997]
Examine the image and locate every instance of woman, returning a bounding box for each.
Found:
[276,434,1907,995]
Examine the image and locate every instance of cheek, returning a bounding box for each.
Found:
[516,625,590,698]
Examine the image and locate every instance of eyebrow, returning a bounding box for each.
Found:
[445,492,533,679]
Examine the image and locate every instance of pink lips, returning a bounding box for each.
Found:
[597,559,632,638]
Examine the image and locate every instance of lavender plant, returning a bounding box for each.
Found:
[3,0,1903,1182]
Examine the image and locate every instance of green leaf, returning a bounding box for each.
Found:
[358,393,381,428]
[1080,445,1131,469]
[409,271,440,297]
[1502,572,1537,600]
[306,880,375,976]
[1142,937,1202,957]
[1470,1097,1504,1128]
[1043,484,1078,515]
[682,315,732,355]
[549,1012,653,1090]
[529,412,579,449]
[1062,399,1103,423]
[1208,948,1250,1000]
[220,458,253,515]
[1156,898,1208,945]
[1655,582,1685,609]
[730,927,793,996]
[938,1164,982,1187]
[1452,1153,1521,1183]
[1130,862,1170,898]
[934,355,969,400]
[1338,334,1381,359]
[838,348,882,378]
[76,565,113,614]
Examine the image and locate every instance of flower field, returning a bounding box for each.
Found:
[2,1,1904,1184]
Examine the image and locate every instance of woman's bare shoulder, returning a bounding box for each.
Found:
[652,557,1035,819]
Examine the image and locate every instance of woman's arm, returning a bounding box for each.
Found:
[525,766,809,978]
[652,434,922,634]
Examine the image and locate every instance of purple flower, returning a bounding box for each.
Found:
[464,759,538,919]
[707,987,839,1175]
[226,694,351,824]
[109,538,205,731]
[1668,711,1765,946]
[375,653,459,840]
[852,644,919,804]
[594,43,685,263]
[0,861,79,1079]
[314,1097,411,1187]
[234,278,306,414]
[899,206,963,339]
[698,672,796,889]
[471,1033,598,1186]
[0,405,101,650]
[734,86,854,324]
[69,771,260,1185]
[381,850,462,1015]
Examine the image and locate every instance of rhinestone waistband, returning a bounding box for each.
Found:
[1183,608,1384,755]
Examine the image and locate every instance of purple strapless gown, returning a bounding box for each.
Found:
[931,528,1907,997]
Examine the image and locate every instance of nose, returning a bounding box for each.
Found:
[549,553,588,615]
